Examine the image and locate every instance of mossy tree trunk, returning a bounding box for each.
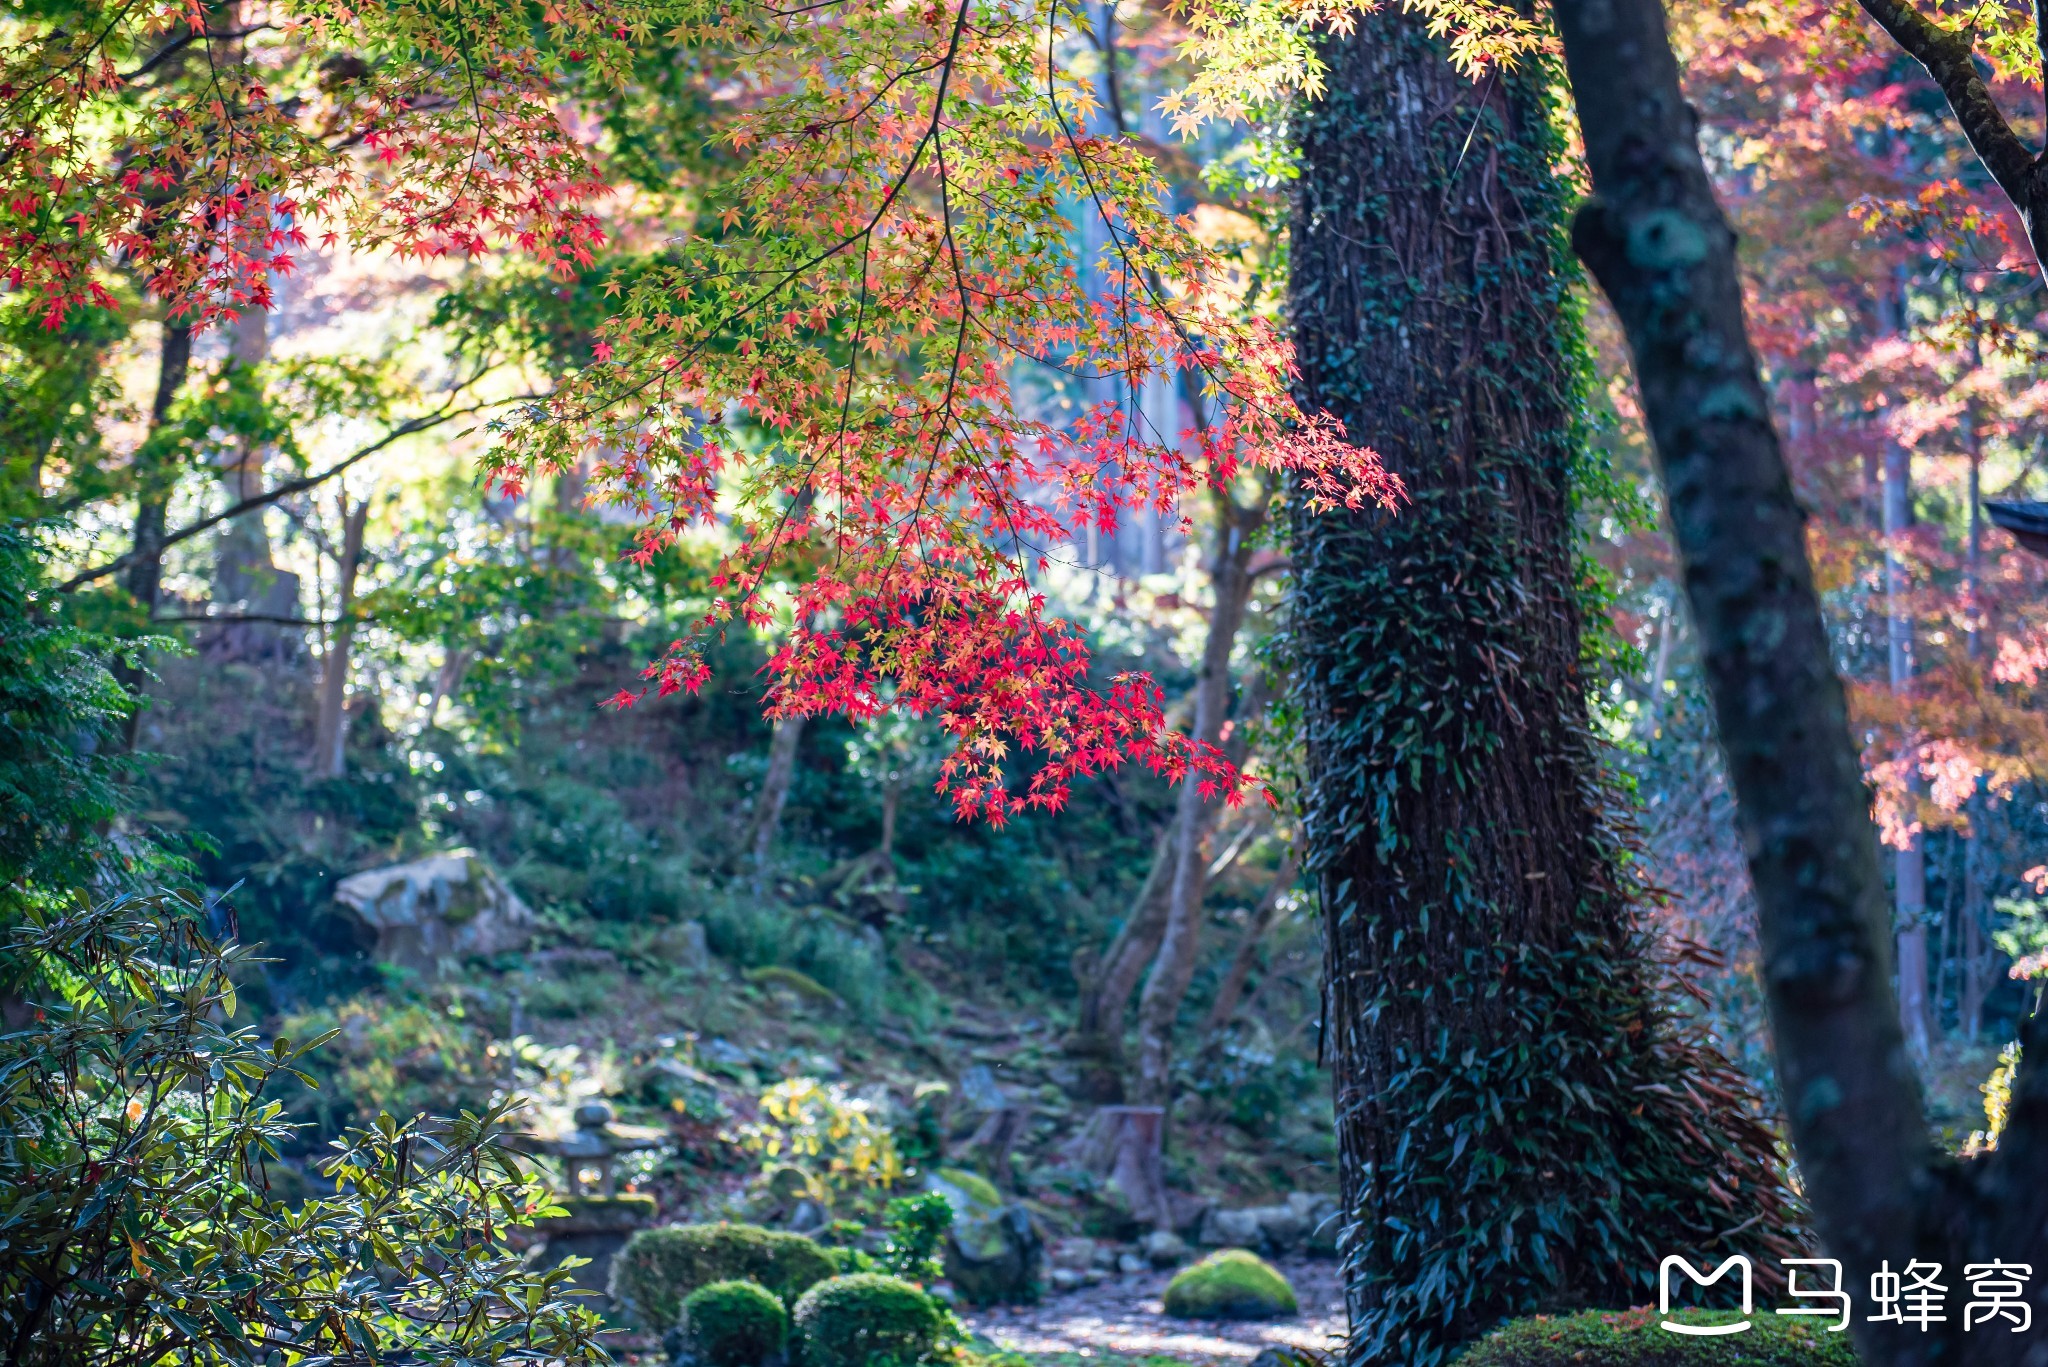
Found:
[1287,11,1795,1364]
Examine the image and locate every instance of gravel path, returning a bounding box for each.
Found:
[960,1259,1345,1364]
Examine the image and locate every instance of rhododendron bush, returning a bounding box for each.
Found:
[6,0,1399,822]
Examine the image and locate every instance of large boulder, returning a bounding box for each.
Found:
[331,849,533,971]
[930,1168,1042,1306]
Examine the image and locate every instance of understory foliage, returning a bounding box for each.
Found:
[0,891,605,1366]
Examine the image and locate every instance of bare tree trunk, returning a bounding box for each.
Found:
[310,496,370,778]
[1132,510,1259,1107]
[1200,848,1300,1037]
[1882,275,1931,1059]
[745,716,805,871]
[1071,827,1173,1043]
[1553,0,2048,1359]
[117,321,194,750]
[1963,394,1991,1041]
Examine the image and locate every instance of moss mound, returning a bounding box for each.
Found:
[792,1273,944,1367]
[1459,1309,1860,1365]
[1161,1249,1297,1321]
[679,1280,788,1367]
[609,1222,836,1330]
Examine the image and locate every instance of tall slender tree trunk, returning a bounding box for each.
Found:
[1131,507,1258,1107]
[1200,848,1300,1037]
[1553,0,2048,1359]
[745,716,805,873]
[310,495,370,778]
[1882,277,1931,1058]
[1289,13,1793,1362]
[117,321,195,750]
[1962,399,1990,1040]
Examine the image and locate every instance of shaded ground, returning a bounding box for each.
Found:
[962,1258,1344,1364]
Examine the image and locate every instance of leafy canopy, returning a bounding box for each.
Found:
[4,0,1407,822]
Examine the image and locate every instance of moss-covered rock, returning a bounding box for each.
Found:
[792,1273,945,1367]
[609,1223,836,1330]
[678,1280,788,1367]
[1161,1249,1297,1321]
[1458,1309,1860,1365]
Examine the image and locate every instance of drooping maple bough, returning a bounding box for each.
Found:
[479,0,1399,823]
[6,0,1397,821]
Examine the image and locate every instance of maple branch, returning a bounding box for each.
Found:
[56,397,524,594]
[120,25,275,82]
[1856,0,2048,279]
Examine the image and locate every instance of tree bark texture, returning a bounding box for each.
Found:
[1289,12,1797,1363]
[1551,0,2048,1360]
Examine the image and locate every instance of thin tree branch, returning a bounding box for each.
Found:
[1855,0,2037,202]
[56,396,534,594]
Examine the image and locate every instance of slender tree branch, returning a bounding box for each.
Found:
[1854,0,2038,206]
[56,396,533,594]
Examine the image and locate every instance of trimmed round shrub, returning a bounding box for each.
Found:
[1458,1308,1860,1365]
[792,1274,944,1367]
[679,1280,788,1367]
[609,1223,836,1330]
[1161,1249,1297,1320]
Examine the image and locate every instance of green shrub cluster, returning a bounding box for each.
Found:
[1458,1309,1860,1365]
[679,1280,788,1367]
[1161,1250,1298,1320]
[609,1223,835,1329]
[791,1274,945,1367]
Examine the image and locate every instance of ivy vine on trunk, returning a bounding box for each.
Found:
[1286,10,1799,1363]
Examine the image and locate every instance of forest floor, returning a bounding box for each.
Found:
[962,1258,1345,1364]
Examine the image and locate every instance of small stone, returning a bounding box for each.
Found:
[1050,1267,1085,1293]
[1142,1229,1189,1268]
[1117,1252,1147,1276]
[1081,1268,1106,1286]
[1199,1207,1266,1250]
[1048,1237,1098,1271]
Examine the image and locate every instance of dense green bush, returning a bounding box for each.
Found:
[1161,1249,1297,1320]
[0,521,138,916]
[792,1274,944,1367]
[0,892,605,1367]
[679,1280,788,1367]
[609,1223,836,1330]
[1458,1309,1860,1365]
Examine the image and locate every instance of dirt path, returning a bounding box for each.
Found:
[961,1258,1345,1364]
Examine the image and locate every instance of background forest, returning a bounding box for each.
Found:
[13,0,2048,1363]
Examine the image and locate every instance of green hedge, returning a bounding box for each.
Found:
[1459,1309,1861,1365]
[608,1223,835,1330]
[679,1280,787,1367]
[792,1274,944,1367]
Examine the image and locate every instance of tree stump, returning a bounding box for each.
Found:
[1062,1104,1168,1229]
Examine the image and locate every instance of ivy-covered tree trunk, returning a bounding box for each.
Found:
[1287,13,1795,1364]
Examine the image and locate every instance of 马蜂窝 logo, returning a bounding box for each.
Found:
[1658,1255,1752,1336]
[1657,1255,2030,1335]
